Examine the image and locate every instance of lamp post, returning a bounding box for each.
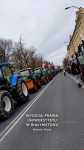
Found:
[65,6,79,10]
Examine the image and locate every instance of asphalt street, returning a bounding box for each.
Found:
[0,73,84,150]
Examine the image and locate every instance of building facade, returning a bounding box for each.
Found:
[0,49,5,63]
[67,8,84,56]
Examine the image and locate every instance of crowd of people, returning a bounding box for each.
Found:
[65,40,84,82]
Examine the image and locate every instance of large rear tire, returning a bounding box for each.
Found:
[43,78,48,84]
[33,82,38,92]
[16,80,29,103]
[38,80,41,89]
[0,91,14,119]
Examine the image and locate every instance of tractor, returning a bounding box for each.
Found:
[18,68,41,92]
[33,67,49,85]
[0,63,29,119]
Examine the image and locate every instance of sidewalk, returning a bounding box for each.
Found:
[67,73,84,88]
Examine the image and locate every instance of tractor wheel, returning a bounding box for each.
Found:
[16,80,29,103]
[0,91,14,119]
[46,77,49,83]
[44,78,48,84]
[34,83,38,92]
[38,80,41,89]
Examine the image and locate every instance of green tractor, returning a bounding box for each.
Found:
[0,63,29,119]
[33,67,50,85]
[18,68,41,92]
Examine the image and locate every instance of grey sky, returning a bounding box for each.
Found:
[0,0,84,64]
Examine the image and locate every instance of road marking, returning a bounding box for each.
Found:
[67,74,79,84]
[0,76,56,142]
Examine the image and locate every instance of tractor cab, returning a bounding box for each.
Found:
[33,67,43,79]
[0,63,20,88]
[18,68,41,92]
[34,68,49,85]
[19,68,33,80]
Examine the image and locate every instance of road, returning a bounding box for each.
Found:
[0,73,84,150]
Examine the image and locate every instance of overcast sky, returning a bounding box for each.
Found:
[0,0,84,64]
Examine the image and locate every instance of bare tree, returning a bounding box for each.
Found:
[0,39,13,62]
[12,38,43,70]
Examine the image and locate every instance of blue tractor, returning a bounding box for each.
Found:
[0,63,29,119]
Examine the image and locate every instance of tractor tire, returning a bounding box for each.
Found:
[44,78,48,84]
[0,91,14,119]
[33,80,38,91]
[16,80,29,103]
[33,84,38,92]
[37,80,41,89]
[46,77,49,82]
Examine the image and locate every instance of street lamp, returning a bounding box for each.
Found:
[65,6,80,10]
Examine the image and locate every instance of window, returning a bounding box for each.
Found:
[2,66,12,81]
[20,70,30,76]
[34,69,41,74]
[0,69,3,79]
